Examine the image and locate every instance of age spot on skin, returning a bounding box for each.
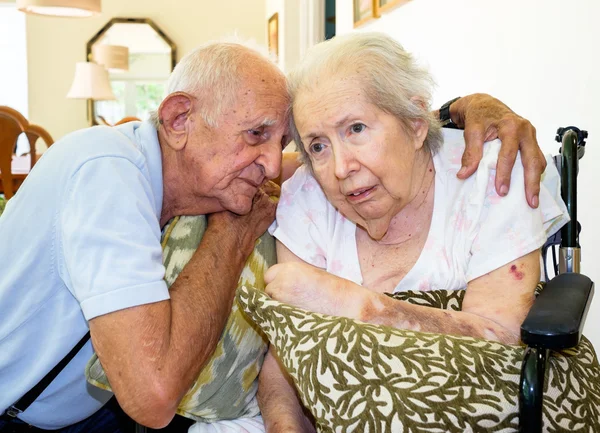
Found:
[510,264,524,280]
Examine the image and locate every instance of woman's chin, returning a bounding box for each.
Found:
[362,218,392,241]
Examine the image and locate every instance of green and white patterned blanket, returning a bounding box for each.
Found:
[238,285,600,432]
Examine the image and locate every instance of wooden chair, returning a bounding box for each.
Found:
[0,106,54,199]
[114,116,141,126]
[97,115,141,126]
[26,123,54,167]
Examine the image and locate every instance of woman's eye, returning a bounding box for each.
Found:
[351,123,366,134]
[310,142,325,153]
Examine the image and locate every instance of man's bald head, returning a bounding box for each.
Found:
[152,39,287,129]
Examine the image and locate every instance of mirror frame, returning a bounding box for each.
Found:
[86,17,177,125]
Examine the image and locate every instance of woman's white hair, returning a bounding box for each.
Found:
[287,32,443,164]
[149,36,277,129]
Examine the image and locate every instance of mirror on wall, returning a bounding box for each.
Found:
[87,18,176,125]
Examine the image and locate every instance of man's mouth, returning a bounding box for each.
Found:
[242,178,264,189]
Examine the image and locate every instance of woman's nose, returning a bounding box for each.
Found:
[334,146,359,179]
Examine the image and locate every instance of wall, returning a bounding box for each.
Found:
[265,0,325,74]
[336,0,600,348]
[265,0,301,73]
[0,4,28,116]
[25,0,266,140]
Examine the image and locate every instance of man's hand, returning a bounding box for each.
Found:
[450,93,546,208]
[208,181,280,257]
[90,182,280,428]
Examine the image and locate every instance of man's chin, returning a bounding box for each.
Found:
[223,198,253,216]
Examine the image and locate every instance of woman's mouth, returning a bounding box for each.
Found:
[346,186,376,202]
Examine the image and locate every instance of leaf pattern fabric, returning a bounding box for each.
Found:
[86,215,275,421]
[238,285,600,432]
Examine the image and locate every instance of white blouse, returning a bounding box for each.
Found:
[270,128,569,293]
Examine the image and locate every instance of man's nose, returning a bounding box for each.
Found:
[258,139,283,180]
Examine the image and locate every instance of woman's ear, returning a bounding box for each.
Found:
[409,97,430,150]
[158,92,193,151]
[411,118,429,148]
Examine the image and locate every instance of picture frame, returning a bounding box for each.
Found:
[353,0,378,28]
[267,12,279,59]
[375,0,412,16]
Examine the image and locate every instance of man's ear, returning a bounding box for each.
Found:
[158,92,193,151]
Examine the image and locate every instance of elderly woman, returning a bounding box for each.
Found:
[258,32,568,432]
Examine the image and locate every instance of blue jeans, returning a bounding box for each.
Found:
[0,398,134,433]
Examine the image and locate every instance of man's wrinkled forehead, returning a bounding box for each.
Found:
[235,72,288,104]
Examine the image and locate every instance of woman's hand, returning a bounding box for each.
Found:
[449,93,546,209]
[264,262,365,319]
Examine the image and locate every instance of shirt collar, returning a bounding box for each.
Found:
[134,120,164,220]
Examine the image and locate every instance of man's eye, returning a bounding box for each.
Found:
[310,142,325,153]
[246,127,267,144]
[351,123,366,134]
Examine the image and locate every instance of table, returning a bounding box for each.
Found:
[0,154,31,196]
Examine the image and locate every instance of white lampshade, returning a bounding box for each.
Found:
[93,44,129,72]
[67,62,115,100]
[17,0,100,17]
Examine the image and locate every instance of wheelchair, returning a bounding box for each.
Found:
[520,126,594,432]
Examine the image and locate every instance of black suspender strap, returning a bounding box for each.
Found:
[4,331,91,418]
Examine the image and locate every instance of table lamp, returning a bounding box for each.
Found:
[66,61,115,126]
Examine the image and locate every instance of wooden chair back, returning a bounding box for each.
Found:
[25,123,54,168]
[0,106,54,199]
[0,107,26,199]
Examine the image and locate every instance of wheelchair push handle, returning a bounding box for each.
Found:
[555,126,587,159]
[555,126,587,271]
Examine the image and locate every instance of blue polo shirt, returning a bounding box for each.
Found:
[0,121,170,429]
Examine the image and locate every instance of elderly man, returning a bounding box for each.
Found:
[0,39,544,432]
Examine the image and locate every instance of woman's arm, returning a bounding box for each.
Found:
[258,348,316,433]
[266,244,541,345]
[258,241,317,433]
[360,250,540,344]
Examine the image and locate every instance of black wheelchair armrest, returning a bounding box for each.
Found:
[521,273,594,350]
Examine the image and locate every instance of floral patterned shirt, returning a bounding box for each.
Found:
[270,129,569,293]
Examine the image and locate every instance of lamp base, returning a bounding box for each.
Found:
[86,99,98,127]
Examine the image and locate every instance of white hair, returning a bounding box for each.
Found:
[149,36,278,129]
[287,32,443,164]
